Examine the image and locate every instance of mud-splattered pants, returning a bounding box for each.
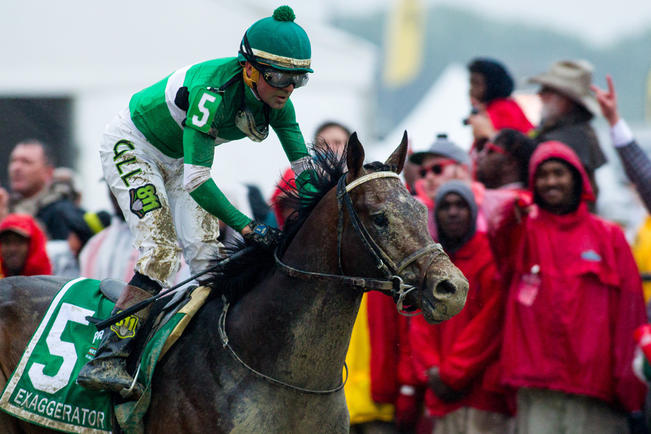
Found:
[99,108,223,287]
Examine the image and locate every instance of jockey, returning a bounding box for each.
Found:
[78,5,315,397]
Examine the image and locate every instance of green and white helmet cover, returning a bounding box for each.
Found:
[238,6,313,73]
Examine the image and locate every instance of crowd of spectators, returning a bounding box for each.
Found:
[338,58,651,434]
[1,56,651,434]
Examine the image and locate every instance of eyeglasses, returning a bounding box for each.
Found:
[419,160,458,178]
[476,141,507,155]
[260,67,309,89]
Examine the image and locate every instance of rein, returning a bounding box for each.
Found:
[219,170,442,395]
[218,296,349,395]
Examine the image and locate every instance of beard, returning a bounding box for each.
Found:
[540,101,563,125]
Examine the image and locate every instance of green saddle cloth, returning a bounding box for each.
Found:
[0,277,210,434]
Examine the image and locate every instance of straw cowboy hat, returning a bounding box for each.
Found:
[529,60,600,116]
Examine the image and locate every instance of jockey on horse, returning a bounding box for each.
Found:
[77,5,315,398]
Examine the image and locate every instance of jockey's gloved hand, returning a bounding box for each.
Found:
[242,221,282,250]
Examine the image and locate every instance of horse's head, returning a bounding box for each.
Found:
[341,132,468,323]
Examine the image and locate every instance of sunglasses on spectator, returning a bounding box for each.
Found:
[476,141,507,155]
[419,160,458,177]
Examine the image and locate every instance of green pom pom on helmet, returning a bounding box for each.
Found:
[238,5,313,73]
[273,5,295,21]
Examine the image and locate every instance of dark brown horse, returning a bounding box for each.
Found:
[0,133,468,433]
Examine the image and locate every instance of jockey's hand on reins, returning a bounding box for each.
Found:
[243,221,282,250]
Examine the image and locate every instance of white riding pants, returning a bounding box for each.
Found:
[99,108,222,287]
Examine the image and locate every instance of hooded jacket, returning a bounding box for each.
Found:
[0,214,52,277]
[434,181,478,254]
[490,141,647,412]
[410,183,510,417]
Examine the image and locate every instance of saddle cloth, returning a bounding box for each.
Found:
[0,277,210,433]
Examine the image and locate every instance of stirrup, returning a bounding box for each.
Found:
[78,359,142,399]
[119,365,143,399]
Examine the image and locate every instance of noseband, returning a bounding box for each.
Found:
[275,170,443,314]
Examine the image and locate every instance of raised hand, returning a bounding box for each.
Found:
[590,75,619,126]
[467,107,496,141]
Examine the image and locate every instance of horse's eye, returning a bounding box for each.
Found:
[372,213,389,227]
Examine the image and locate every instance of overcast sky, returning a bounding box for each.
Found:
[333,0,651,46]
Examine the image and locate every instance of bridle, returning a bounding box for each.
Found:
[218,170,443,394]
[276,170,443,313]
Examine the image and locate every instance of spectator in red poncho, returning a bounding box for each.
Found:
[0,214,52,277]
[410,181,512,433]
[490,141,646,433]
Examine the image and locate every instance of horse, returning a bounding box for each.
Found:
[0,133,469,433]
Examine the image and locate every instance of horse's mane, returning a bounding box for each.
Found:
[205,145,348,302]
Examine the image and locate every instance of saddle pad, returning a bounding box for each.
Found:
[0,277,115,433]
[0,277,211,434]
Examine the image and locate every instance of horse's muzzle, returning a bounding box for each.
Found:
[421,266,469,324]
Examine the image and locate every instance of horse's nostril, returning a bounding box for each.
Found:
[435,280,456,296]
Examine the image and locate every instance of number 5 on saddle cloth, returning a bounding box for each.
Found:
[0,277,210,433]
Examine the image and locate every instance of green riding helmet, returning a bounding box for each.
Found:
[238,5,313,75]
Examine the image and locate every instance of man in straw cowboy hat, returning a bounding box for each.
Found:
[529,60,607,198]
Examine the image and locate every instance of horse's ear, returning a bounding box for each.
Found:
[384,131,408,174]
[346,132,365,179]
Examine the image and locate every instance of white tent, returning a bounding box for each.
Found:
[0,1,377,210]
[369,63,473,161]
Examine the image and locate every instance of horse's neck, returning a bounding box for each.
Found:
[230,193,362,389]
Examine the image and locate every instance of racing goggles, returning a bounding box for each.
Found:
[260,67,309,89]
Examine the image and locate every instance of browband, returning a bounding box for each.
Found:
[344,171,400,193]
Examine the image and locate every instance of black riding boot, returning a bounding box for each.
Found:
[77,274,160,399]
